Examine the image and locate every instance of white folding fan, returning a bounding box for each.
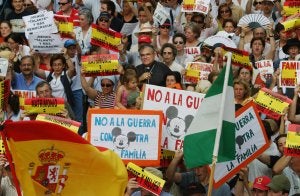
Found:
[203,35,237,48]
[238,14,271,29]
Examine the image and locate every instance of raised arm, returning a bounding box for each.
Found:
[273,155,291,174]
[166,150,183,183]
[80,68,98,100]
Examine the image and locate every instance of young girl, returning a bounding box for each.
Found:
[116,73,140,109]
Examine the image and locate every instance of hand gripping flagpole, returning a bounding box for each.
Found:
[207,52,232,196]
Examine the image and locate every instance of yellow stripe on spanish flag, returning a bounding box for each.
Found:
[3,121,128,196]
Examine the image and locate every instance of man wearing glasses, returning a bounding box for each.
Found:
[56,0,79,26]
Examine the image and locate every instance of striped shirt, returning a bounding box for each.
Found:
[94,91,116,109]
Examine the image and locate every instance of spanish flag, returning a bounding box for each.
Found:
[2,121,128,196]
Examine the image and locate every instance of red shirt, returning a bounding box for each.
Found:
[56,8,79,27]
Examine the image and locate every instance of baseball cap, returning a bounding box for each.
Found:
[253,176,271,191]
[64,39,76,48]
[138,35,152,44]
[267,174,290,192]
[98,12,111,20]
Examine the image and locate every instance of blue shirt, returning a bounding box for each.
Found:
[12,73,43,90]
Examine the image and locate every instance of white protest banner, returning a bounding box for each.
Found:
[0,58,8,77]
[194,0,210,14]
[184,47,201,59]
[23,10,58,39]
[213,102,270,188]
[28,34,63,53]
[255,60,274,81]
[121,22,138,35]
[185,62,213,83]
[142,84,205,151]
[279,61,300,88]
[153,2,169,26]
[88,109,163,166]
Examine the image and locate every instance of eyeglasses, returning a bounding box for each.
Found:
[99,18,109,23]
[254,1,262,5]
[192,20,204,24]
[160,25,170,29]
[101,83,113,87]
[24,3,33,7]
[58,2,69,5]
[163,51,172,55]
[220,9,230,14]
[174,41,184,45]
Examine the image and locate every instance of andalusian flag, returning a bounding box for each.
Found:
[2,121,128,196]
[184,65,235,168]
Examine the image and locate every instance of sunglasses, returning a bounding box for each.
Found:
[101,83,113,87]
[220,9,230,14]
[24,3,33,7]
[99,18,109,22]
[174,41,184,45]
[58,2,69,5]
[254,1,262,5]
[163,51,172,55]
[160,25,170,29]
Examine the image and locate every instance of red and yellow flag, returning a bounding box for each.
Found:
[2,121,128,196]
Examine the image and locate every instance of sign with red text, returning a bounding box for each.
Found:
[254,88,292,120]
[253,60,274,88]
[185,62,213,83]
[54,15,73,38]
[88,109,163,166]
[12,90,36,110]
[279,61,300,88]
[142,84,205,151]
[81,54,119,76]
[91,24,122,52]
[24,98,65,115]
[182,0,210,14]
[223,46,252,69]
[127,162,165,196]
[284,124,300,157]
[214,102,269,188]
[184,47,201,59]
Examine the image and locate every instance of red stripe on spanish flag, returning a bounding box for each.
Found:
[3,121,128,196]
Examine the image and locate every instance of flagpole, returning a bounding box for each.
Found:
[207,52,232,196]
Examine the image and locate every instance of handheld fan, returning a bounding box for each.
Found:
[203,35,237,48]
[238,14,271,29]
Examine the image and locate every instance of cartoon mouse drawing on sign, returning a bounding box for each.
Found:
[111,127,136,150]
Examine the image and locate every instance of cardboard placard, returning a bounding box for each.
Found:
[120,22,138,35]
[222,46,252,69]
[28,34,63,53]
[142,84,205,151]
[185,62,213,83]
[36,114,81,133]
[91,24,122,52]
[88,109,163,166]
[214,102,269,188]
[127,162,165,196]
[81,54,119,76]
[182,0,210,14]
[12,90,36,110]
[24,98,65,115]
[279,61,300,87]
[284,124,300,157]
[254,88,292,120]
[0,58,8,77]
[184,47,201,59]
[153,2,169,25]
[253,60,274,87]
[54,15,74,38]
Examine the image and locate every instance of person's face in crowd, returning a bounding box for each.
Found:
[252,188,268,196]
[290,157,300,176]
[23,0,33,8]
[79,14,89,28]
[276,136,286,154]
[192,16,205,29]
[0,22,12,38]
[101,79,114,95]
[185,13,193,23]
[253,0,263,11]
[185,27,196,41]
[67,45,77,58]
[166,75,176,87]
[166,0,177,7]
[251,40,264,55]
[220,7,231,19]
[140,47,155,66]
[100,3,108,12]
[97,17,110,29]
[234,83,246,101]
[288,46,299,59]
[12,0,24,12]
[159,24,170,35]
[262,1,274,15]
[194,166,208,183]
[224,21,235,33]
[51,59,65,76]
[173,37,185,52]
[58,0,72,12]
[122,2,131,15]
[239,68,251,83]
[253,28,266,38]
[7,38,19,51]
[162,47,174,65]
[37,84,52,98]
[127,78,138,90]
[138,11,148,24]
[278,30,287,41]
[20,58,34,77]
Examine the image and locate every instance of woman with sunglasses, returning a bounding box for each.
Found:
[246,0,264,14]
[217,3,233,31]
[154,19,173,52]
[172,33,193,67]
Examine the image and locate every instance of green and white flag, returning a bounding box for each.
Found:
[183,65,235,169]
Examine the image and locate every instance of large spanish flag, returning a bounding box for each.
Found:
[2,120,128,196]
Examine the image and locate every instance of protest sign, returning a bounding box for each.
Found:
[121,22,138,35]
[91,24,122,52]
[222,46,252,69]
[23,11,57,38]
[36,114,81,133]
[88,109,163,166]
[279,61,300,87]
[185,62,213,83]
[0,58,8,77]
[153,2,169,25]
[54,15,74,38]
[282,18,300,31]
[160,149,175,168]
[284,124,300,157]
[253,60,273,87]
[184,47,201,59]
[28,34,63,53]
[182,0,210,13]
[142,84,205,151]
[81,54,119,76]
[127,162,165,196]
[0,79,10,111]
[12,90,36,110]
[24,98,65,115]
[254,88,292,120]
[213,102,269,188]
